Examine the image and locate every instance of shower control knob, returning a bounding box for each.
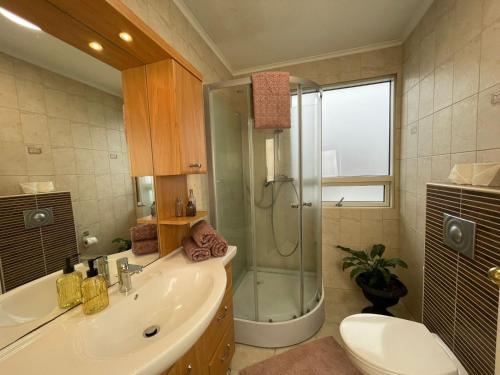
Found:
[303,202,312,207]
[291,204,299,208]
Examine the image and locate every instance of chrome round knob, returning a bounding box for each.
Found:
[32,212,46,223]
[449,224,463,243]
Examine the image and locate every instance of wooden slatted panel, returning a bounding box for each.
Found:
[0,195,45,291]
[37,192,78,274]
[423,184,500,375]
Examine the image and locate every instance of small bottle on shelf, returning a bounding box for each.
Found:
[186,189,196,217]
[175,197,183,217]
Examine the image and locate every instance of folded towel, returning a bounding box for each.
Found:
[182,236,210,262]
[190,220,217,248]
[251,71,290,129]
[130,224,157,242]
[132,239,158,255]
[211,233,228,257]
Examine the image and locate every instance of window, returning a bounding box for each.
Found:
[322,78,394,206]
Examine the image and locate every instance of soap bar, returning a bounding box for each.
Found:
[448,163,473,185]
[472,163,500,187]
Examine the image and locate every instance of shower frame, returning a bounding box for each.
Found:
[204,76,324,347]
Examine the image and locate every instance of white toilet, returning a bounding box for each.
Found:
[340,314,468,375]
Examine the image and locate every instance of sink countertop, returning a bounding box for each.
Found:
[0,246,237,375]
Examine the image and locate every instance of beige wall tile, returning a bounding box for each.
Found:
[87,101,106,126]
[454,0,483,50]
[453,37,481,102]
[90,126,108,150]
[406,158,418,194]
[54,174,78,201]
[0,175,28,196]
[418,115,433,156]
[0,52,14,74]
[407,84,420,123]
[13,59,42,83]
[406,124,419,158]
[431,154,451,181]
[0,107,22,142]
[451,95,478,152]
[20,112,49,145]
[71,123,92,149]
[477,84,500,149]
[95,174,113,200]
[419,32,436,79]
[435,8,456,65]
[477,148,500,162]
[0,72,18,108]
[44,88,70,119]
[450,151,477,165]
[78,175,97,201]
[480,21,500,90]
[67,94,89,123]
[434,59,454,110]
[483,0,500,27]
[26,145,53,175]
[16,79,45,114]
[419,73,434,118]
[93,150,110,174]
[75,148,94,174]
[111,173,126,196]
[106,129,121,152]
[405,193,417,230]
[52,147,76,174]
[432,106,452,154]
[0,141,27,175]
[47,117,72,147]
[417,157,432,196]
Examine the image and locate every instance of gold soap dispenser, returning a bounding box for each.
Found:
[81,258,109,315]
[56,257,83,309]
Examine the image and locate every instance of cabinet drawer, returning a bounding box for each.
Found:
[208,323,235,375]
[204,288,233,358]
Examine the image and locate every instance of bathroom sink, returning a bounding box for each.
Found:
[0,246,236,374]
[77,268,215,358]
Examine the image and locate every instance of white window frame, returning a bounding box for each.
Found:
[321,76,395,208]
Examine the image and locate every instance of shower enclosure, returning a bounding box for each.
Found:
[205,76,323,347]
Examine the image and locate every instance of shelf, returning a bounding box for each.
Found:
[137,215,157,224]
[158,211,208,225]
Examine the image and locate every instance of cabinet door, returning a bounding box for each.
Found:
[122,65,154,176]
[208,324,235,375]
[166,339,207,375]
[174,62,207,174]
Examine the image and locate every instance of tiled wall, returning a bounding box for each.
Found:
[0,52,136,254]
[400,0,500,319]
[424,183,500,375]
[0,192,78,292]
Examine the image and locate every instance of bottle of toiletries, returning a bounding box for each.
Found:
[186,189,196,217]
[175,197,183,217]
[56,257,83,309]
[150,201,156,217]
[81,258,109,315]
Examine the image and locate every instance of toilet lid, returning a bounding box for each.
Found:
[340,314,458,375]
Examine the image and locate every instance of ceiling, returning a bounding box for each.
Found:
[0,14,122,96]
[175,0,434,75]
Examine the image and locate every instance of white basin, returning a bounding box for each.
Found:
[0,246,236,374]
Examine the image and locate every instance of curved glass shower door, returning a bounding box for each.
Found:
[206,77,322,327]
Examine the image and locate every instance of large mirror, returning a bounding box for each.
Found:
[0,10,158,348]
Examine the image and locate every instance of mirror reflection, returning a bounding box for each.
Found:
[0,14,158,348]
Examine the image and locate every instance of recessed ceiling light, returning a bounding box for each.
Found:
[88,41,103,51]
[119,32,133,42]
[0,7,41,31]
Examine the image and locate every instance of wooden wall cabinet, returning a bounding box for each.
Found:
[146,59,207,176]
[164,265,235,375]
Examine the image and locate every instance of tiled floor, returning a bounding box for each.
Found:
[230,287,414,374]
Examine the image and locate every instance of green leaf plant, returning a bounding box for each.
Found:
[337,244,408,289]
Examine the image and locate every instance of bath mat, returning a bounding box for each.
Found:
[239,336,361,375]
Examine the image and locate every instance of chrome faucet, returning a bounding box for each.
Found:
[116,257,143,293]
[96,256,111,286]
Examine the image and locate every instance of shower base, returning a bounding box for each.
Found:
[233,269,325,348]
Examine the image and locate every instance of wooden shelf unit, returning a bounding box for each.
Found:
[137,215,157,224]
[158,211,208,225]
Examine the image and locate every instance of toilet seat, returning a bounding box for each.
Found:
[340,314,459,375]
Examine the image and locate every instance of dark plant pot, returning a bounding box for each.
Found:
[356,273,408,316]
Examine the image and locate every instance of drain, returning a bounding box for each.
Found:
[143,325,160,338]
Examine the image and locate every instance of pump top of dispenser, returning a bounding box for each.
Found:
[63,256,75,274]
[87,259,98,278]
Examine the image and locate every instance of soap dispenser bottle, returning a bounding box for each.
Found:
[186,189,197,217]
[56,257,83,309]
[81,258,109,315]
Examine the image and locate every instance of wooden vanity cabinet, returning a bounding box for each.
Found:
[164,264,235,375]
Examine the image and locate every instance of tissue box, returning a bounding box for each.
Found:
[472,163,500,187]
[448,164,473,185]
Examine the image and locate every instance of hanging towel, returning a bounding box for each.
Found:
[251,71,290,129]
[182,236,211,262]
[211,233,228,257]
[190,220,217,248]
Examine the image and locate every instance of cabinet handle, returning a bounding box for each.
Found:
[217,305,228,321]
[303,202,312,207]
[187,363,192,374]
[220,344,231,362]
[189,163,202,168]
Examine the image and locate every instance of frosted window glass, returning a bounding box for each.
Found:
[322,185,385,202]
[322,82,391,177]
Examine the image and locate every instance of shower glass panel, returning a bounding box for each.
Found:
[206,76,322,333]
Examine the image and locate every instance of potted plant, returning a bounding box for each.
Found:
[112,237,132,252]
[338,244,408,316]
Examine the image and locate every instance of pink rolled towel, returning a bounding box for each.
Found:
[182,236,210,262]
[132,239,158,255]
[130,224,157,241]
[211,233,228,257]
[190,220,217,248]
